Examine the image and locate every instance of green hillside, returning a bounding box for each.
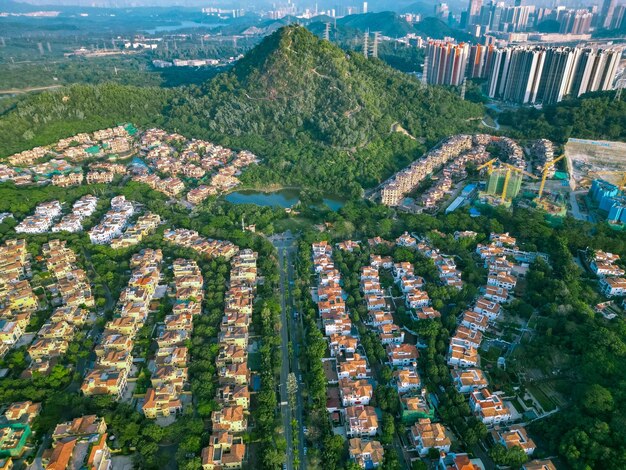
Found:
[0,83,174,157]
[167,25,483,195]
[337,11,418,37]
[0,25,482,196]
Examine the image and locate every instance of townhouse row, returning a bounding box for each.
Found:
[110,212,161,250]
[419,145,490,211]
[88,196,135,245]
[142,258,202,419]
[0,239,36,358]
[81,249,163,399]
[15,201,62,234]
[312,241,385,469]
[380,134,527,207]
[201,249,257,470]
[7,124,133,169]
[24,240,95,376]
[52,195,99,233]
[163,228,238,260]
[447,233,539,460]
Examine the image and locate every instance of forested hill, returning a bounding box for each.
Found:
[166,25,482,194]
[0,25,482,195]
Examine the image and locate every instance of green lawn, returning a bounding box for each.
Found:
[527,383,557,412]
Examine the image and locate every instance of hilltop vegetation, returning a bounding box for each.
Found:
[0,83,173,156]
[1,25,481,196]
[500,91,626,143]
[166,25,482,195]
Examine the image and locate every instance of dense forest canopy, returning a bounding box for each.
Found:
[500,92,626,143]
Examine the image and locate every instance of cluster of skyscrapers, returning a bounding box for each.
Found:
[462,0,625,36]
[426,40,622,104]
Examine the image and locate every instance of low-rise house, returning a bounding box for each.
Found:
[339,378,373,406]
[95,350,133,371]
[211,406,247,433]
[337,354,371,380]
[487,271,517,290]
[451,368,488,393]
[218,362,249,386]
[345,405,379,437]
[367,310,393,327]
[365,295,386,311]
[523,459,557,470]
[201,432,245,470]
[348,438,384,468]
[413,306,441,321]
[0,321,23,346]
[600,277,626,297]
[0,423,31,458]
[155,346,189,368]
[405,289,430,309]
[151,365,187,390]
[396,232,417,247]
[81,369,128,399]
[470,389,511,425]
[473,297,501,321]
[438,452,482,470]
[378,322,404,344]
[461,310,489,331]
[142,386,183,419]
[393,369,421,394]
[452,326,483,349]
[328,334,358,357]
[216,384,250,410]
[447,341,479,368]
[386,343,419,368]
[484,285,509,303]
[492,425,536,455]
[410,418,451,456]
[4,402,41,424]
[28,338,69,360]
[490,232,517,247]
[37,321,74,340]
[401,391,435,423]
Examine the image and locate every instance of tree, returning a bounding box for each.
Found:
[581,384,614,414]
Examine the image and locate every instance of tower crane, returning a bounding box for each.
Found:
[477,159,538,202]
[500,163,538,203]
[477,158,498,174]
[537,154,566,200]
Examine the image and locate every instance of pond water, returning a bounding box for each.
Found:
[223,189,345,211]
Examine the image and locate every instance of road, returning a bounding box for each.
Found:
[569,190,589,222]
[272,232,306,470]
[0,85,63,95]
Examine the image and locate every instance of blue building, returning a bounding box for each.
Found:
[590,179,620,211]
[607,197,626,224]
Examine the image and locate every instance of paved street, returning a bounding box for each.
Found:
[272,231,306,470]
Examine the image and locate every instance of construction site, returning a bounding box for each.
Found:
[377,133,596,219]
[566,138,626,190]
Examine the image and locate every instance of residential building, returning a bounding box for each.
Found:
[345,405,379,437]
[410,418,451,456]
[470,389,511,425]
[348,438,384,468]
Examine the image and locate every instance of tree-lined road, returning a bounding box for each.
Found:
[272,232,306,470]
